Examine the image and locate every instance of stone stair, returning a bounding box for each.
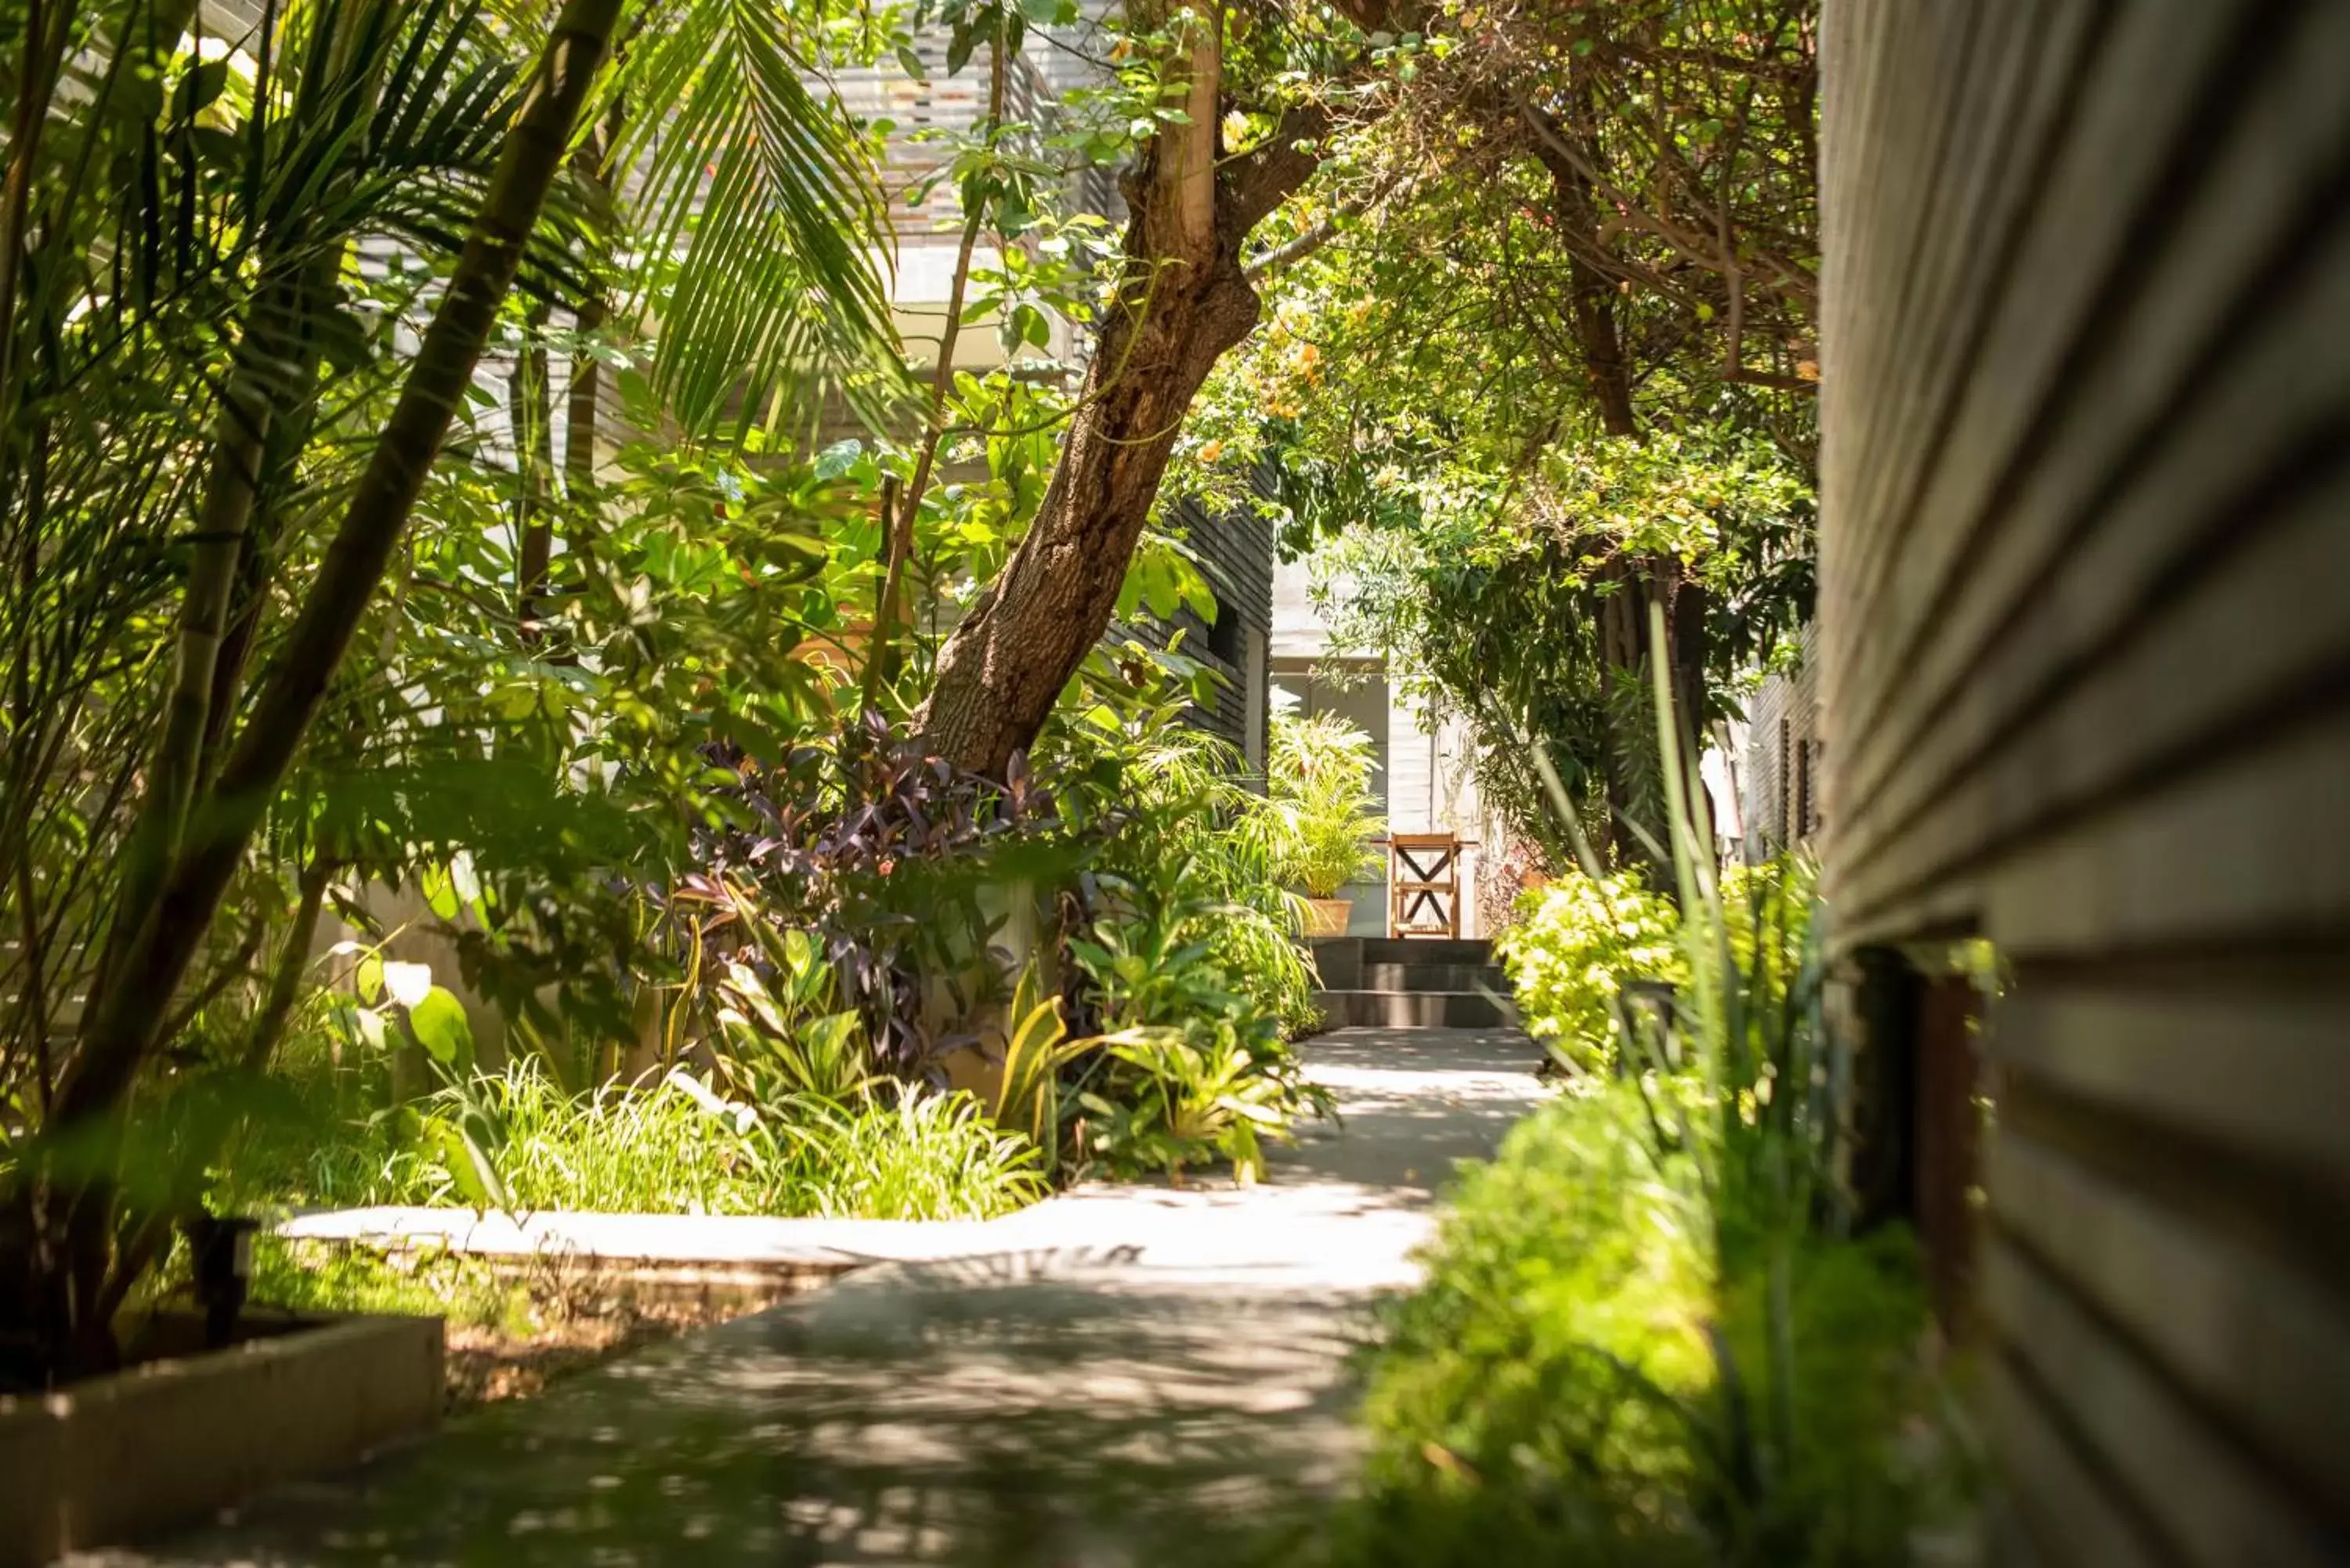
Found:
[1309,937,1516,1030]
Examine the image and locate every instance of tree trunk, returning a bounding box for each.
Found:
[513,300,557,627]
[1567,252,1639,440]
[111,0,386,984]
[913,9,1322,777]
[242,857,332,1073]
[36,0,625,1375]
[564,301,606,494]
[548,92,625,634]
[1572,231,1664,873]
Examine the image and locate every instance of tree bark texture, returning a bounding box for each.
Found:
[914,12,1321,777]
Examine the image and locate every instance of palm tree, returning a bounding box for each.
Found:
[3,0,906,1382]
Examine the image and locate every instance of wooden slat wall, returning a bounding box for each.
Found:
[1740,623,1820,854]
[1817,2,2350,1560]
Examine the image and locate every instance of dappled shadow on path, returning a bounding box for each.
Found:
[85,1028,1545,1567]
[88,1248,1349,1566]
[1282,1027,1547,1201]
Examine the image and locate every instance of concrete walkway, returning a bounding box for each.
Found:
[87,1028,1545,1567]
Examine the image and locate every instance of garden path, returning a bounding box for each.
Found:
[85,1027,1544,1567]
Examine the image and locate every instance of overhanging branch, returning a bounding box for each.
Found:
[1219,103,1333,238]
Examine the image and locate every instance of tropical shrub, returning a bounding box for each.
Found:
[1049,644,1324,1039]
[667,716,1080,1080]
[1343,1085,1940,1566]
[1340,638,1969,1565]
[1079,1031,1298,1187]
[1496,870,1684,1072]
[226,919,1052,1223]
[1262,701,1386,899]
[1341,854,1958,1565]
[1065,851,1324,1184]
[1028,646,1333,1179]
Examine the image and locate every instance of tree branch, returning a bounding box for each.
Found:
[1242,165,1409,280]
[1219,103,1333,237]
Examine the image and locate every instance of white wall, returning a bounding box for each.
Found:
[1271,554,1492,938]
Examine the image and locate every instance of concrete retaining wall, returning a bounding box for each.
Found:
[0,1312,441,1566]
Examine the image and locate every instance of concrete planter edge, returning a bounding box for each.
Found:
[0,1310,443,1566]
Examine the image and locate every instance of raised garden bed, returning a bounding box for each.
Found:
[254,1234,824,1408]
[263,1209,927,1410]
[0,1309,440,1567]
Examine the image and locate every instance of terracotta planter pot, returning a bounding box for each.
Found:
[1302,898,1353,938]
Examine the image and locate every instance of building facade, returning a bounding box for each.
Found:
[1820,4,2350,1559]
[1740,624,1823,858]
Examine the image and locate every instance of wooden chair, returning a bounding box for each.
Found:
[1387,833,1467,938]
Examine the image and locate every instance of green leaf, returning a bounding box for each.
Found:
[611,0,901,442]
[815,439,863,480]
[428,1112,508,1213]
[421,862,460,921]
[408,987,474,1065]
[187,125,244,172]
[783,927,819,990]
[755,532,830,580]
[175,60,229,117]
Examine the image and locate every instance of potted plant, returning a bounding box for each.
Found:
[1266,701,1386,938]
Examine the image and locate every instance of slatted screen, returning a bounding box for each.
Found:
[1817,3,2350,1561]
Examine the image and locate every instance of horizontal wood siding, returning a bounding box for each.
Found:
[1132,493,1274,757]
[1820,1,2350,1559]
[1741,623,1820,854]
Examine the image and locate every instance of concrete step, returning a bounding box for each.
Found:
[1361,961,1510,995]
[1312,989,1516,1031]
[1310,936,1498,990]
[1360,937,1494,967]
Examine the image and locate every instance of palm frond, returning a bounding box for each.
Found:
[609,0,905,443]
